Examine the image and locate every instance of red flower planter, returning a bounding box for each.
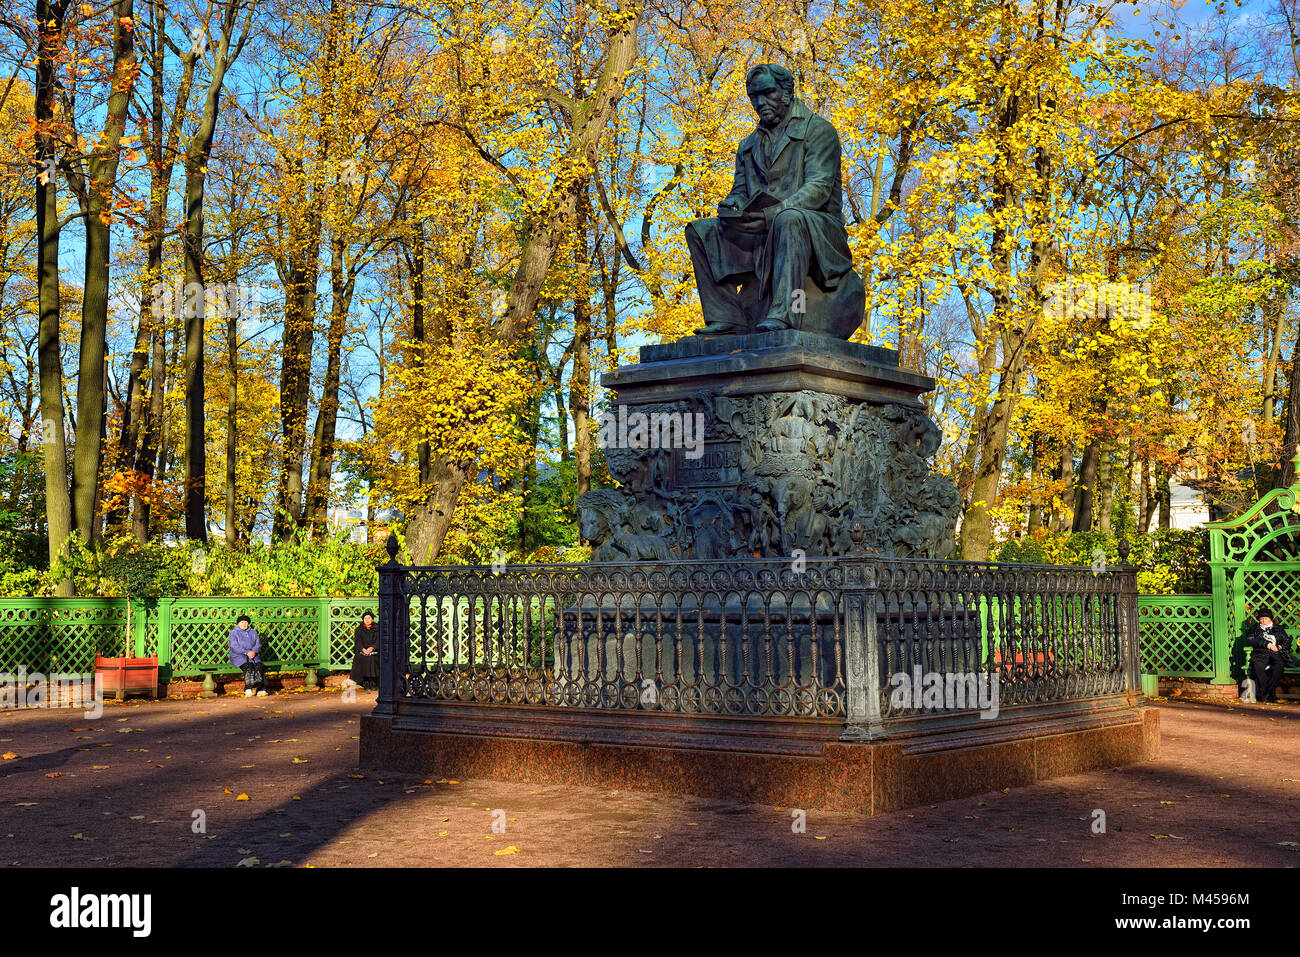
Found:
[94,655,160,701]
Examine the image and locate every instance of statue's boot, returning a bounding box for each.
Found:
[694,319,748,335]
[755,318,791,332]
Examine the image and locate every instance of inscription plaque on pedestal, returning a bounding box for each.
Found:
[671,442,741,490]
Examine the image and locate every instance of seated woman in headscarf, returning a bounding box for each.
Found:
[1245,607,1296,703]
[228,614,267,697]
[349,611,380,691]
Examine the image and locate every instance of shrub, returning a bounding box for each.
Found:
[993,528,1211,594]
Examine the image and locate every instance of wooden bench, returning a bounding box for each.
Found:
[1238,642,1298,699]
[195,659,324,697]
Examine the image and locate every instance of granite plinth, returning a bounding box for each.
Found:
[360,697,1160,815]
[638,329,898,365]
[604,329,933,406]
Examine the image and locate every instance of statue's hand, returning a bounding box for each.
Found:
[733,211,767,234]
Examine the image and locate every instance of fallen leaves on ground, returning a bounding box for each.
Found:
[493,846,520,856]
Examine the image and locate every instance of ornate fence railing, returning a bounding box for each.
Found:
[0,596,377,679]
[375,536,1140,736]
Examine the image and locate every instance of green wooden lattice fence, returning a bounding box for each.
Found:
[0,597,382,680]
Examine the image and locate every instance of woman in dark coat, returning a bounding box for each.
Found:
[1244,607,1297,703]
[350,612,380,691]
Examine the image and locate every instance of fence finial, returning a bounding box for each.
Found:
[384,533,400,564]
[1117,536,1131,567]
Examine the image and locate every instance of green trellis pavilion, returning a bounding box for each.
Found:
[1139,449,1300,687]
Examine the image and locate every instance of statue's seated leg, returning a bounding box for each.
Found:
[756,209,814,333]
[801,267,866,339]
[686,218,759,335]
[736,273,769,329]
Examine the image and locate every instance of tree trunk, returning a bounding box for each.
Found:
[1073,439,1100,532]
[1052,441,1074,532]
[1157,466,1171,529]
[410,219,432,486]
[1138,454,1152,533]
[554,378,569,461]
[958,80,1026,561]
[1027,431,1042,534]
[304,238,353,534]
[181,164,207,541]
[68,0,136,545]
[273,254,319,538]
[224,300,238,546]
[36,0,73,593]
[1262,292,1286,424]
[571,186,593,503]
[1096,441,1114,533]
[402,458,468,566]
[133,322,165,542]
[1279,343,1300,489]
[110,5,196,536]
[182,0,247,542]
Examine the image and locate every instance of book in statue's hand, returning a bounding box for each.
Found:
[718,190,781,220]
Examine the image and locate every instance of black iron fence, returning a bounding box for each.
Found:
[374,534,1140,738]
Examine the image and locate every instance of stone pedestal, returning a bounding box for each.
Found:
[578,330,960,561]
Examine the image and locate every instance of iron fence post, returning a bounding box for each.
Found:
[375,534,405,717]
[842,523,885,740]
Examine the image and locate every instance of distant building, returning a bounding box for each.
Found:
[1165,480,1210,530]
[327,506,369,544]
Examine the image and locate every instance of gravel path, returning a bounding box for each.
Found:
[2,689,1297,867]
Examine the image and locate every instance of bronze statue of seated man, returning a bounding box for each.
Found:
[685,62,865,339]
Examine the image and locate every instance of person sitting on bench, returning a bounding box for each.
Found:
[1244,607,1294,704]
[228,614,268,698]
[349,611,380,692]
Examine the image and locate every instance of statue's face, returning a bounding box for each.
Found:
[747,72,792,129]
[578,508,602,540]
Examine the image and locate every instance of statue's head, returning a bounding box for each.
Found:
[577,489,626,541]
[745,63,795,129]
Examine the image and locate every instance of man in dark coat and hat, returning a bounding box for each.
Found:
[685,62,865,339]
[1244,606,1296,703]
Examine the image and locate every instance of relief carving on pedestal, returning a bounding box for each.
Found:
[577,389,960,562]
